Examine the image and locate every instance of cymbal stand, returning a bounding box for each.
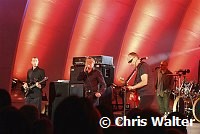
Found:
[177,74,183,112]
[178,74,184,96]
[121,87,126,117]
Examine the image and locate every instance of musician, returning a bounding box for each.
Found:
[126,52,155,110]
[22,57,46,113]
[155,61,173,115]
[77,56,106,106]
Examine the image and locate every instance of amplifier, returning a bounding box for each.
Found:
[72,55,113,65]
[49,81,70,119]
[70,64,114,86]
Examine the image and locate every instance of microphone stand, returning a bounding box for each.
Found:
[122,68,137,116]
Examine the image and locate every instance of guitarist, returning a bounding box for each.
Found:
[22,57,46,113]
[126,52,155,110]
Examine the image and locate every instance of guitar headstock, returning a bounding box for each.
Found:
[43,77,48,81]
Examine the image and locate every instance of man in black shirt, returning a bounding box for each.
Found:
[22,57,46,113]
[77,57,106,106]
[126,52,155,110]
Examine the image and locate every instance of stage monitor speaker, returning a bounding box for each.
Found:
[48,81,70,120]
[69,83,84,97]
[70,64,114,86]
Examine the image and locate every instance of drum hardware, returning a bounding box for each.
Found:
[192,98,200,122]
[110,84,124,111]
[175,69,190,76]
[173,96,194,119]
[173,95,200,122]
[168,69,200,122]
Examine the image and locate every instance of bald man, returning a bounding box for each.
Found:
[155,61,174,115]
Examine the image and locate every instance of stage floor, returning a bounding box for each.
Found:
[187,123,200,134]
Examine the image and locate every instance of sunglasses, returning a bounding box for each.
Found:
[128,58,133,63]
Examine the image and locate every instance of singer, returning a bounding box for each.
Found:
[126,52,155,110]
[77,56,106,106]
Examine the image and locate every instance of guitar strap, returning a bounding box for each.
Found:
[126,68,137,85]
[135,62,144,81]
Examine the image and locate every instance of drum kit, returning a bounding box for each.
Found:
[169,71,200,122]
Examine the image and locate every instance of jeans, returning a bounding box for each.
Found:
[138,95,155,110]
[157,93,170,114]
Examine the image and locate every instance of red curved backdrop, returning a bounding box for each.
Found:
[1,0,200,94]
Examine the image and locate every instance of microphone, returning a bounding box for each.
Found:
[85,66,88,72]
[140,57,148,61]
[176,69,190,75]
[85,65,91,72]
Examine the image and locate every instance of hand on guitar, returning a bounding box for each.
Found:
[35,82,42,89]
[126,85,136,91]
[22,82,28,89]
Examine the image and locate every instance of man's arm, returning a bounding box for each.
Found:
[97,71,107,95]
[77,71,87,81]
[23,70,30,89]
[169,75,174,90]
[128,74,148,91]
[36,69,46,89]
[40,69,46,89]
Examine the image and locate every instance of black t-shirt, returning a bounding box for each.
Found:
[134,62,154,96]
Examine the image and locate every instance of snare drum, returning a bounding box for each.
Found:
[193,98,200,122]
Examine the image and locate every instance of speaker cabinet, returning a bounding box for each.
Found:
[69,83,112,111]
[70,64,114,86]
[69,83,84,97]
[70,66,84,84]
[48,81,69,120]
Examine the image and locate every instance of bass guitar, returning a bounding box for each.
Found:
[119,77,139,108]
[23,77,48,97]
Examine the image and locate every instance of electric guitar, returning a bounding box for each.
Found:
[119,77,139,107]
[23,77,48,97]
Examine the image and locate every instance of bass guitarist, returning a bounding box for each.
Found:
[126,52,155,110]
[22,57,46,113]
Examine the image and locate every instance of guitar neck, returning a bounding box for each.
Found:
[29,78,47,89]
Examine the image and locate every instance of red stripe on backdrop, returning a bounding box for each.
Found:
[64,0,136,80]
